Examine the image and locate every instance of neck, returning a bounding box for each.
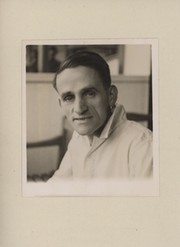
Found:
[87,107,113,145]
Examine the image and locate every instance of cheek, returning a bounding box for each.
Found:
[90,98,109,117]
[90,94,108,107]
[61,104,71,118]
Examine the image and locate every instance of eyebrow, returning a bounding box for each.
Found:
[60,87,98,98]
[81,87,98,93]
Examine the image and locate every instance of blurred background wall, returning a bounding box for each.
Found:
[26,44,151,181]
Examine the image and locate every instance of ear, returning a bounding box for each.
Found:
[108,85,118,107]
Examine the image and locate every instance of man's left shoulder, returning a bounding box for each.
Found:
[127,120,152,141]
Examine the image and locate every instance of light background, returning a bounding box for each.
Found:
[0,0,180,246]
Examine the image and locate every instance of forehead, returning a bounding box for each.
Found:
[56,66,104,93]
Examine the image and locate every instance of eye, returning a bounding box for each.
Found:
[63,94,74,102]
[84,90,96,97]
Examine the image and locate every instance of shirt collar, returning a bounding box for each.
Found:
[99,104,127,139]
[75,104,127,145]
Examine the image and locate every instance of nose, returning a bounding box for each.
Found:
[73,97,88,115]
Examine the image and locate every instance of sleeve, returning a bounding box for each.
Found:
[129,131,153,179]
[49,149,73,181]
[48,131,79,182]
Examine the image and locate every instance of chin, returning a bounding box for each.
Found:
[74,127,94,136]
[76,130,92,136]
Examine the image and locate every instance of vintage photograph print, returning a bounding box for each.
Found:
[23,40,159,196]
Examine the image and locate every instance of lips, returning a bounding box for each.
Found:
[73,116,93,121]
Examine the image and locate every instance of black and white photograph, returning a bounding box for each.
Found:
[2,1,180,246]
[23,40,159,196]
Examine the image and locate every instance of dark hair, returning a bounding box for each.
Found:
[53,51,111,90]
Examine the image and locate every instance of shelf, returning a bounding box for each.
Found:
[26,73,149,84]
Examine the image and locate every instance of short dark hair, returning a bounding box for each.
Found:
[53,51,111,90]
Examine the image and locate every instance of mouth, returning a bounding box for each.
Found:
[73,116,93,121]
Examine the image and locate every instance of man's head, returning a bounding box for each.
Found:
[54,51,111,91]
[54,51,117,138]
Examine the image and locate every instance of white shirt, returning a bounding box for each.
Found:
[50,105,153,180]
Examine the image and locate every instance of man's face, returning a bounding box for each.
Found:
[56,66,111,137]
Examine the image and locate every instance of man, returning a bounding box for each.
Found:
[49,51,152,180]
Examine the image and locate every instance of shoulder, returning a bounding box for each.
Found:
[112,105,152,143]
[113,119,153,153]
[124,121,153,162]
[125,122,153,178]
[125,120,152,142]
